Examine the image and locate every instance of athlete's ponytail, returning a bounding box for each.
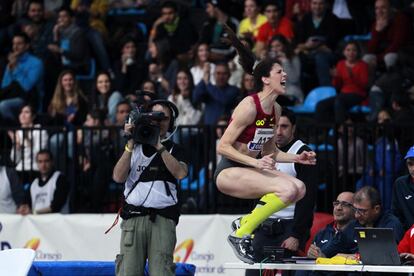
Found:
[223,24,279,91]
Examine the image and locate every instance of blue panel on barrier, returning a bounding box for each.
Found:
[28,261,196,276]
[29,262,114,276]
[145,262,196,276]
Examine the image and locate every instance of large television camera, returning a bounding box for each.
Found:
[128,105,166,145]
[127,91,165,145]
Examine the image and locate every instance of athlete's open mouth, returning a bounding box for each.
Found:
[281,81,286,87]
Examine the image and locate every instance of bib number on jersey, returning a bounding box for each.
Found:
[247,128,274,151]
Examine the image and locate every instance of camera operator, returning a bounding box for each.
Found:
[113,100,188,276]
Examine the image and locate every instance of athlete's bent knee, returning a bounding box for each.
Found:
[295,180,306,201]
[281,181,299,203]
[216,171,234,195]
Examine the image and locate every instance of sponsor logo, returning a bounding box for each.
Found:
[24,238,40,250]
[255,120,265,126]
[24,238,62,260]
[247,142,261,151]
[174,239,194,263]
[320,240,328,244]
[405,195,412,200]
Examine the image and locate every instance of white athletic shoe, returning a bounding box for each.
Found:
[227,233,255,264]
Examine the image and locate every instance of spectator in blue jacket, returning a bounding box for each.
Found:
[296,192,356,276]
[307,192,357,259]
[193,62,239,125]
[356,115,403,210]
[0,32,43,124]
[353,186,404,243]
[392,146,414,230]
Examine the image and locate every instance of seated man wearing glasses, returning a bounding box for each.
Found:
[306,192,357,260]
[352,186,404,242]
[329,186,405,265]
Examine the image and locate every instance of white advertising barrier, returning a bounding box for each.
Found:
[0,214,247,275]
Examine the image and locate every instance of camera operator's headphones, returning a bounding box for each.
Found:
[148,99,179,132]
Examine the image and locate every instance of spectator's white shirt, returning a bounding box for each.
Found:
[31,171,60,212]
[167,94,203,125]
[191,64,216,86]
[10,124,48,172]
[0,167,17,214]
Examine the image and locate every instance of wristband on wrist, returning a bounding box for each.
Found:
[157,146,167,154]
[125,144,133,153]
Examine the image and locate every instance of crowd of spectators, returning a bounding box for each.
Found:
[0,0,413,216]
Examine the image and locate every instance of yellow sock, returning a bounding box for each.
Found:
[235,193,288,238]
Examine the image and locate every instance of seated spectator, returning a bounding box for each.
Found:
[193,62,239,125]
[0,135,31,215]
[398,224,414,264]
[168,69,203,164]
[295,0,340,87]
[47,7,90,74]
[238,72,255,103]
[315,41,369,123]
[149,1,197,60]
[284,0,311,23]
[391,93,414,125]
[337,118,364,191]
[255,1,294,57]
[190,43,216,86]
[17,0,54,60]
[91,71,123,124]
[72,1,112,74]
[76,109,113,212]
[363,0,413,74]
[306,192,357,260]
[0,32,43,124]
[377,108,392,124]
[238,0,267,40]
[329,186,403,262]
[367,46,414,122]
[268,35,303,105]
[140,80,157,94]
[199,0,238,62]
[168,69,202,127]
[112,100,131,152]
[30,149,69,214]
[114,100,131,127]
[48,70,88,127]
[48,70,88,162]
[147,39,179,97]
[391,93,414,155]
[392,146,414,230]
[8,104,48,184]
[113,36,146,96]
[353,186,404,242]
[18,1,56,111]
[356,112,403,210]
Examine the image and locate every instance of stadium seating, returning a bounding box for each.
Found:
[290,86,336,113]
